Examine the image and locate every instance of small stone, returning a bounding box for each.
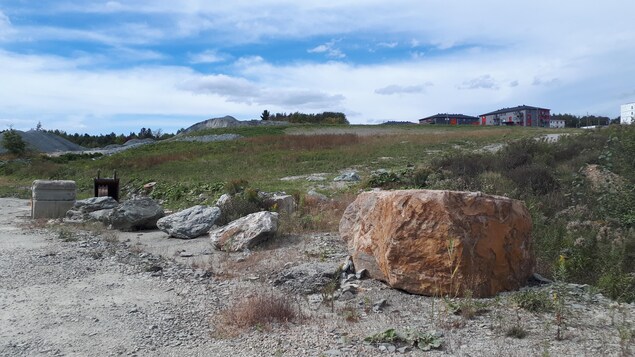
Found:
[128,308,139,313]
[373,299,388,312]
[355,269,367,280]
[397,346,410,353]
[179,252,193,257]
[387,345,396,353]
[323,349,342,356]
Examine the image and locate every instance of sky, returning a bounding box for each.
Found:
[0,1,634,135]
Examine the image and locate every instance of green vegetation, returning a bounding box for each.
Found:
[270,111,349,124]
[1,129,27,155]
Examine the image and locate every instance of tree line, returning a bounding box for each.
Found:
[550,113,619,127]
[261,110,349,125]
[45,127,174,148]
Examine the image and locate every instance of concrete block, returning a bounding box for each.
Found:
[32,180,77,201]
[31,200,75,219]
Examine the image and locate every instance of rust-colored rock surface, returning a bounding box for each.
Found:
[339,190,534,297]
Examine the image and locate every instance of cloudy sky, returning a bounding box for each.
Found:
[0,1,633,134]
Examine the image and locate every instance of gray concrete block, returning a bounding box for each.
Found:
[31,200,75,219]
[32,180,77,201]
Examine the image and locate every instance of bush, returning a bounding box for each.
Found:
[511,289,554,313]
[1,129,26,155]
[217,291,300,335]
[505,164,559,195]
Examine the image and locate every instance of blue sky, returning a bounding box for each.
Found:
[1,1,634,134]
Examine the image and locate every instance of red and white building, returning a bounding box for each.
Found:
[479,105,551,127]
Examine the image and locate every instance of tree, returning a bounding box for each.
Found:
[1,129,26,155]
[260,109,270,121]
[35,121,43,131]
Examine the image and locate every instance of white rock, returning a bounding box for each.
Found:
[157,205,221,239]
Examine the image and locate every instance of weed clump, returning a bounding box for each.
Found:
[216,291,301,336]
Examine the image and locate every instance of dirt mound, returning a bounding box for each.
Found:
[0,130,85,154]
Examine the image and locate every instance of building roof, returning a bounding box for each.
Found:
[419,113,479,121]
[480,105,550,116]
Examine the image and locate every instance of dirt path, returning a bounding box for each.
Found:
[1,198,633,357]
[0,199,226,356]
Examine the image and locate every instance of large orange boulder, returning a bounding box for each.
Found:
[339,190,534,297]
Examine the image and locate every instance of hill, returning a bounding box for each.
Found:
[0,130,85,154]
[181,115,287,134]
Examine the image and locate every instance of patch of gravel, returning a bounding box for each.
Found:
[1,198,634,356]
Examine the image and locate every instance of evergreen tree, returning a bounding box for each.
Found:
[260,110,270,121]
[1,129,26,155]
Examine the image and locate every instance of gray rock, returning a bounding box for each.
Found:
[215,194,231,207]
[273,262,341,294]
[157,205,221,239]
[306,189,328,201]
[87,209,114,223]
[71,197,118,213]
[109,197,164,231]
[356,269,368,280]
[373,299,388,312]
[333,171,360,182]
[306,174,327,182]
[268,194,296,214]
[66,197,119,222]
[210,211,278,252]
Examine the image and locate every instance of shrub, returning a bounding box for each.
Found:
[505,164,559,195]
[432,152,490,178]
[217,291,300,335]
[511,289,554,313]
[1,129,26,155]
[597,270,635,302]
[224,179,249,195]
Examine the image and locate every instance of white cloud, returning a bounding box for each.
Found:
[377,42,398,48]
[308,40,345,58]
[375,84,431,95]
[0,10,15,40]
[459,75,499,90]
[188,50,228,64]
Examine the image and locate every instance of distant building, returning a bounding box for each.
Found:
[480,105,551,127]
[621,102,635,124]
[418,114,480,125]
[549,119,565,128]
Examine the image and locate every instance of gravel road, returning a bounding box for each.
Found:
[1,198,633,357]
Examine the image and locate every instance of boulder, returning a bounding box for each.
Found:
[66,197,119,222]
[334,171,360,182]
[109,197,164,231]
[339,189,534,297]
[268,194,296,214]
[272,262,341,294]
[157,205,221,239]
[210,211,278,252]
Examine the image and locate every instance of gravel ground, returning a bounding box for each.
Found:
[1,198,633,356]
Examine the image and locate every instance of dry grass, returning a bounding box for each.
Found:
[279,192,356,234]
[245,134,360,151]
[127,152,197,170]
[215,290,302,336]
